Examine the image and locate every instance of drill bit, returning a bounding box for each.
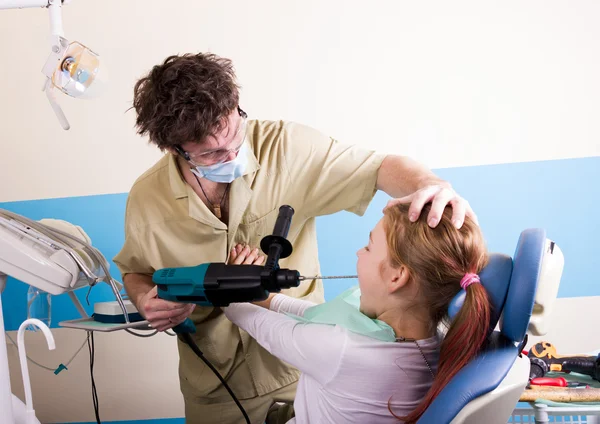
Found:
[299,275,358,281]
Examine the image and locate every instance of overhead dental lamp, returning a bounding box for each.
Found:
[0,0,104,130]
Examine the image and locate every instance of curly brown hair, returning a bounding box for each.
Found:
[132,53,240,150]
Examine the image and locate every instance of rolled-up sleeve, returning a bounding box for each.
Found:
[112,197,154,278]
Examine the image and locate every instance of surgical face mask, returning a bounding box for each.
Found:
[190,143,248,183]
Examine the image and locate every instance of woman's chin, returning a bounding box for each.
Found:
[359,306,374,319]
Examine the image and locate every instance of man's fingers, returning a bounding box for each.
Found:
[179,303,195,315]
[243,248,259,264]
[230,244,265,266]
[147,303,193,323]
[383,184,477,230]
[465,202,479,226]
[141,286,185,318]
[428,187,456,228]
[169,305,195,324]
[146,309,181,321]
[184,303,196,315]
[152,298,190,312]
[448,197,467,229]
[383,194,413,211]
[406,186,440,223]
[144,298,190,319]
[231,245,256,265]
[150,303,196,330]
[231,246,248,264]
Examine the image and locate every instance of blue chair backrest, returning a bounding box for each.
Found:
[417,229,546,423]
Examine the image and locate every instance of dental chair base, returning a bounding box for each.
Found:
[451,354,530,424]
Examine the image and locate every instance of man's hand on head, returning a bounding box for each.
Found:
[384,184,478,229]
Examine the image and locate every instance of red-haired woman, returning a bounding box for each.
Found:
[224,203,491,424]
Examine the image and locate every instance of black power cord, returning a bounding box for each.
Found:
[180,333,250,424]
[87,331,101,424]
[82,330,244,424]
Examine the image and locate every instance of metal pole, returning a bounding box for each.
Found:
[0,0,48,10]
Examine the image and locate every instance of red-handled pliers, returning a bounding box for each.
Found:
[530,377,567,387]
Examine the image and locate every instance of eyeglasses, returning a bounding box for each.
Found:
[175,107,248,166]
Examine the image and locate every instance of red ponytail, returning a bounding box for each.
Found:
[393,283,491,423]
[383,203,490,423]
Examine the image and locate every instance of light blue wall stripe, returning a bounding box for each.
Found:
[318,156,599,301]
[1,157,598,332]
[1,193,128,331]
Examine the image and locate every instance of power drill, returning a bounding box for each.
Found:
[528,341,600,381]
[152,205,302,334]
[150,204,312,424]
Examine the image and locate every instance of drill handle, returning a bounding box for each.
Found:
[261,205,295,271]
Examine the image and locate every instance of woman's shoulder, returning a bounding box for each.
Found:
[339,330,441,366]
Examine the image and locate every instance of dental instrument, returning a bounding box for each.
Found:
[17,319,55,424]
[0,209,142,424]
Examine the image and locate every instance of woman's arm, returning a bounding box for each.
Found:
[269,293,317,317]
[228,245,317,316]
[224,302,346,385]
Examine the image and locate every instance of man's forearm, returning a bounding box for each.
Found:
[376,155,450,198]
[123,273,155,310]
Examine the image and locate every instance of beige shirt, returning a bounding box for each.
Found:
[113,120,386,403]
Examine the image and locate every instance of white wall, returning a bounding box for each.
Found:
[1,1,600,422]
[0,0,599,203]
[525,296,600,355]
[6,329,184,422]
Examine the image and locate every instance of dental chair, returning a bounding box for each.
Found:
[418,228,564,424]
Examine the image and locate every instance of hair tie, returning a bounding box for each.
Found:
[460,273,480,290]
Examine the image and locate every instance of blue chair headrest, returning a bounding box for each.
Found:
[420,228,547,423]
[501,228,546,343]
[448,253,513,332]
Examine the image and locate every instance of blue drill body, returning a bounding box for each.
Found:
[152,205,301,334]
[154,263,210,305]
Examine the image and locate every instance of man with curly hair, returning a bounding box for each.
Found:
[113,53,477,424]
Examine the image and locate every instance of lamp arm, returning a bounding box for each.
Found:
[0,1,50,10]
